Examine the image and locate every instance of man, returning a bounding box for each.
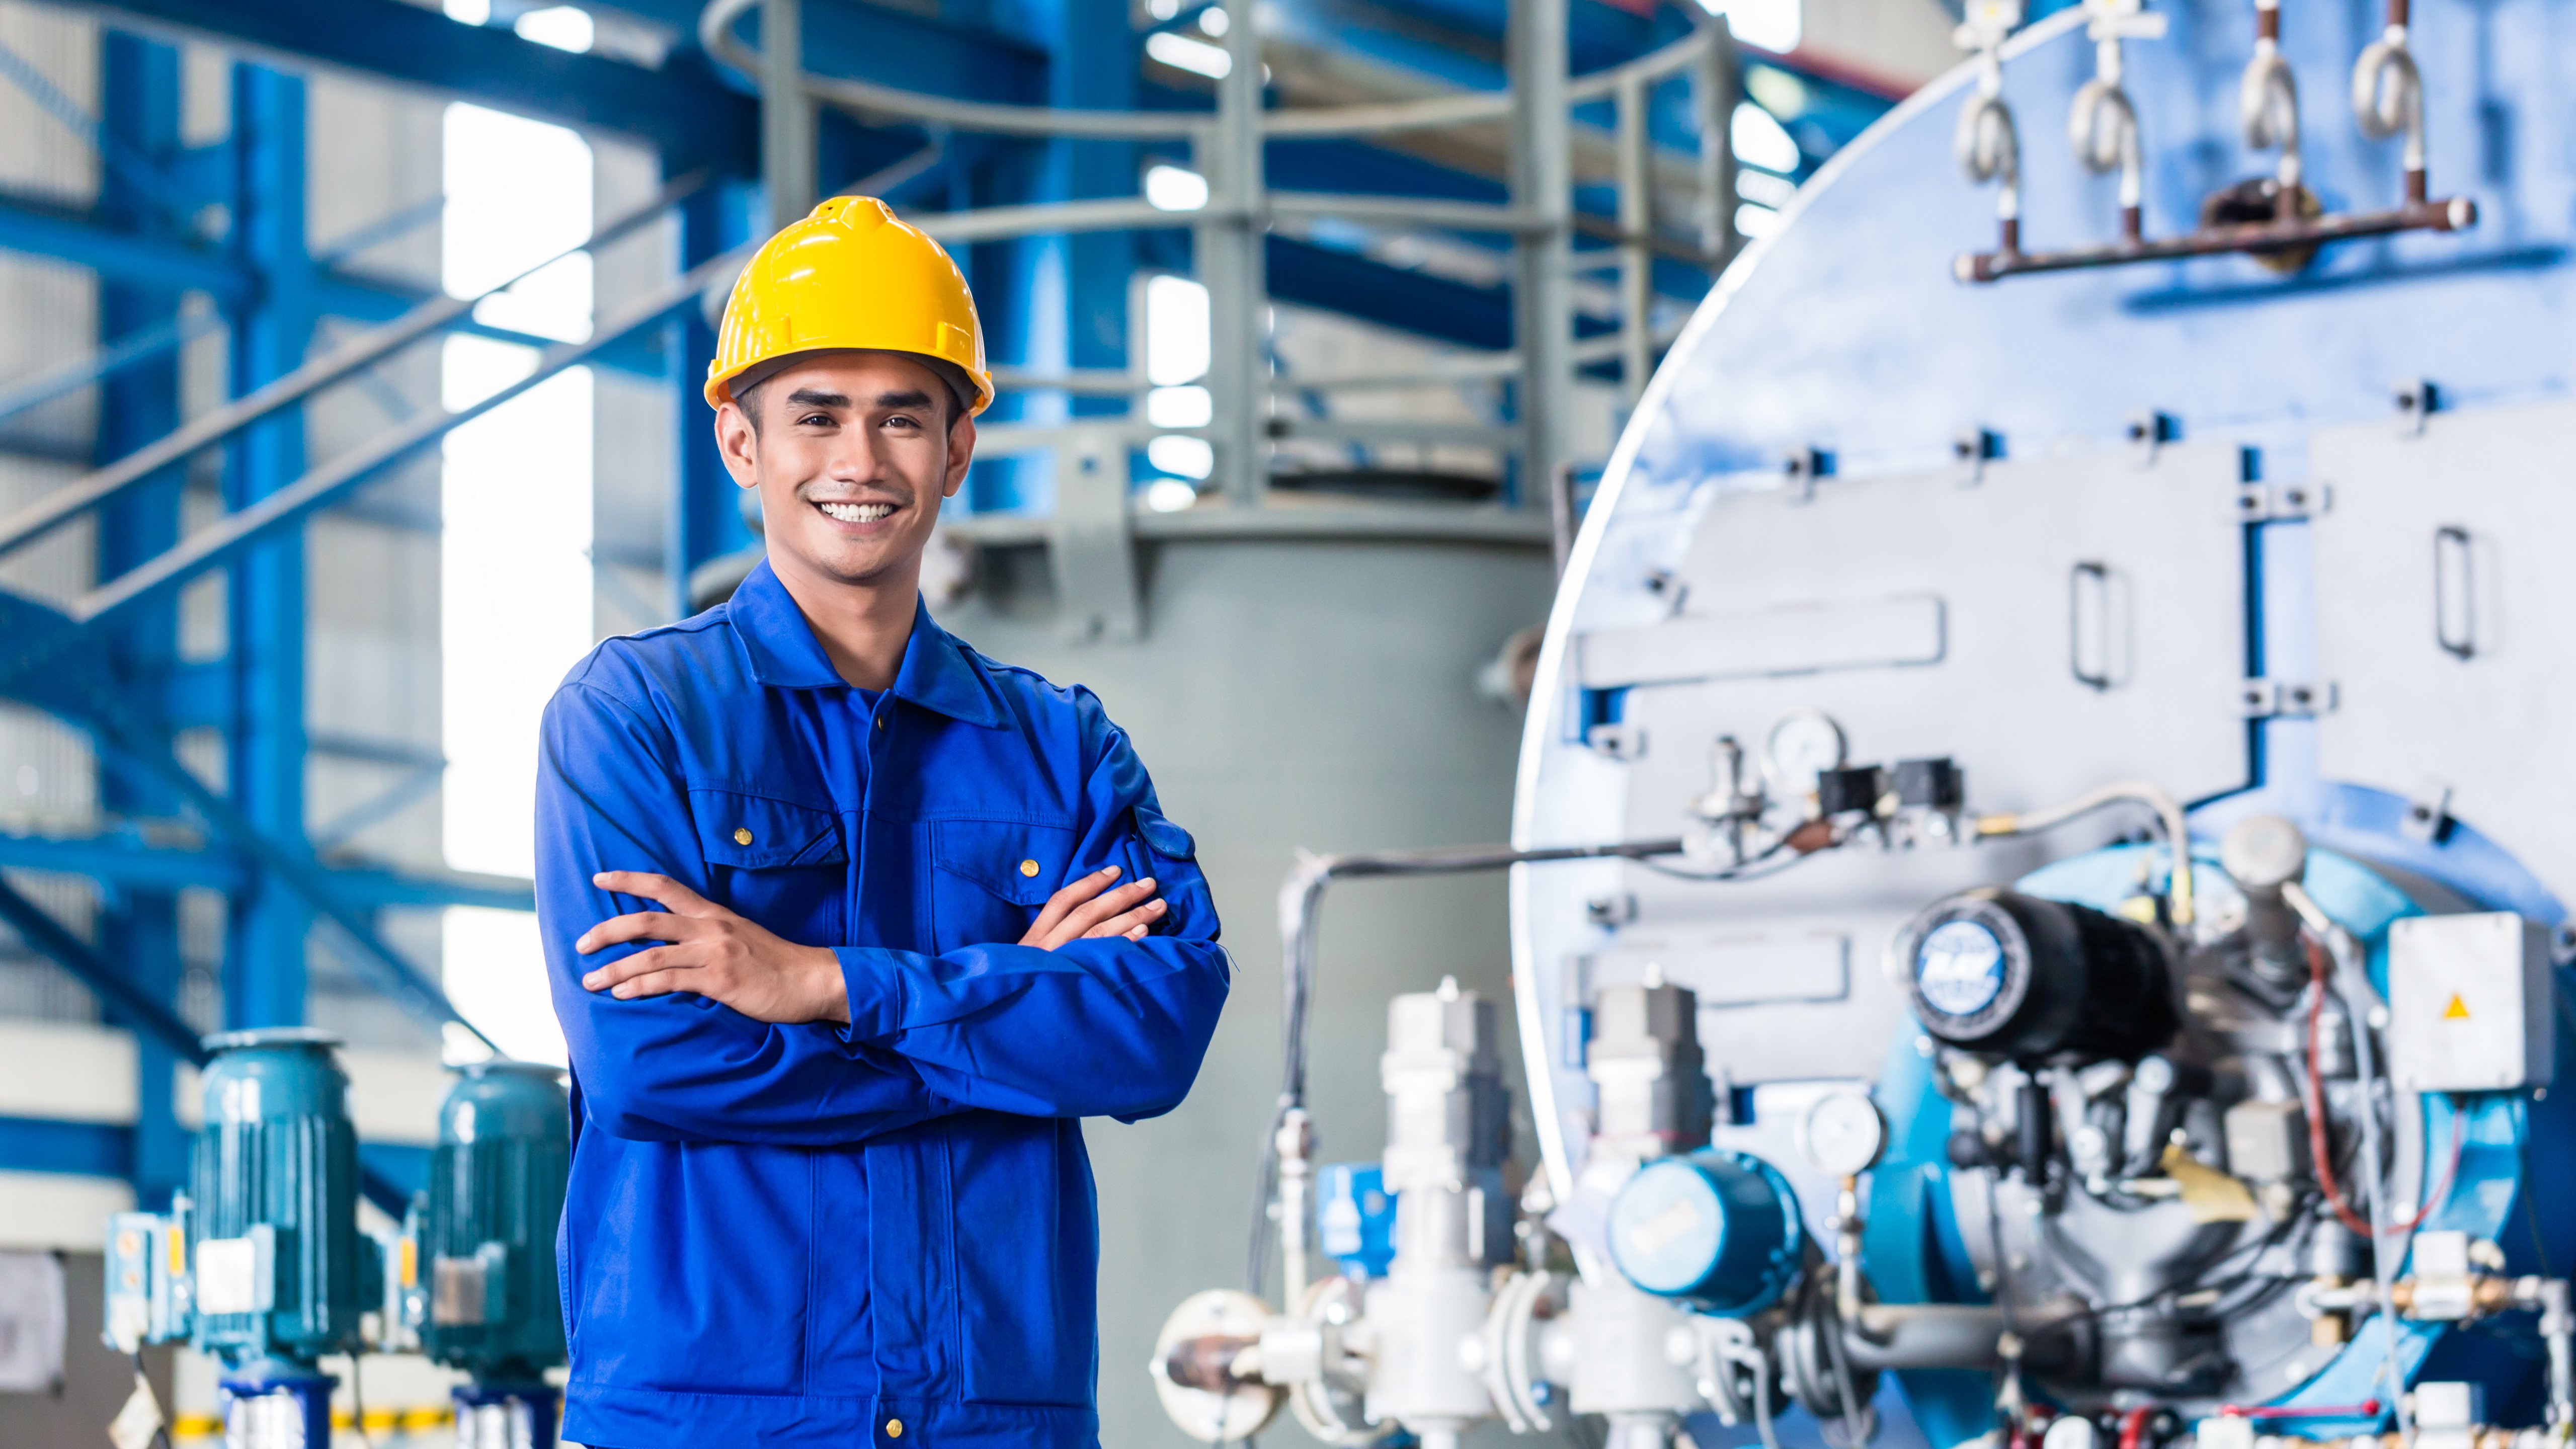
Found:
[533,196,1228,1449]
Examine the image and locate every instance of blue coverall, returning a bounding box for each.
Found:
[533,557,1229,1447]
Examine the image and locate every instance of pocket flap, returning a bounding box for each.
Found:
[930,819,1078,905]
[1134,806,1196,861]
[692,790,847,869]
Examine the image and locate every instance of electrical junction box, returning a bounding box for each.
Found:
[2388,913,2553,1093]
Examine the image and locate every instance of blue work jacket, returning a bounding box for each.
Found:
[533,557,1228,1448]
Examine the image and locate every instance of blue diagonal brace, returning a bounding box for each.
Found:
[0,590,499,1054]
[0,875,207,1067]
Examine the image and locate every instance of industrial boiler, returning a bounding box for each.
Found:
[1147,0,2576,1445]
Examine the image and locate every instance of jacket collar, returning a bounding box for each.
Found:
[728,556,1008,728]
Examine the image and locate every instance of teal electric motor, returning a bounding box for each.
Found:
[404,1060,571,1448]
[132,1028,371,1448]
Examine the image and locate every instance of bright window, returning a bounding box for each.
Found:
[438,98,596,1067]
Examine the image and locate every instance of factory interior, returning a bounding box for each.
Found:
[0,0,2572,1443]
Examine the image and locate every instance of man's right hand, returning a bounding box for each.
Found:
[1021,865,1166,949]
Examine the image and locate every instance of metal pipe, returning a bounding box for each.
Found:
[761,0,815,230]
[2540,1277,2573,1430]
[71,245,746,632]
[1955,46,2022,260]
[1972,779,2196,925]
[907,196,1211,242]
[1206,0,1268,508]
[1695,19,1742,266]
[1265,192,1543,232]
[1960,194,2472,280]
[1615,70,1655,406]
[1510,0,1573,507]
[0,167,709,564]
[1246,835,1688,1293]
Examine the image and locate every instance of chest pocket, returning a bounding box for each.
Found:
[928,818,1079,952]
[690,788,847,936]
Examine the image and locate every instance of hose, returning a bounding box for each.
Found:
[1956,51,2024,250]
[2068,70,2145,236]
[2351,0,2427,199]
[1246,836,1689,1295]
[2239,0,2302,189]
[1973,780,2196,925]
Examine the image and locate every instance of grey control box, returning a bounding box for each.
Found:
[2387,912,2554,1093]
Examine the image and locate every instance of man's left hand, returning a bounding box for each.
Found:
[579,871,851,1025]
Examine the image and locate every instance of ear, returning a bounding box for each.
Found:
[940,410,977,499]
[714,398,760,488]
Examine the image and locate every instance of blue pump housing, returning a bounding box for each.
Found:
[1607,1148,1805,1316]
[1316,1162,1398,1279]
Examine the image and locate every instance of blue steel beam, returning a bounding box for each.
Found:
[60,0,757,170]
[0,829,534,912]
[0,1119,426,1219]
[97,25,190,1212]
[223,59,314,1034]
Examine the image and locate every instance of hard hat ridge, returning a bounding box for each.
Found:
[703,196,993,416]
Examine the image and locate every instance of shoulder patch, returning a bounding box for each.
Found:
[1134,806,1196,860]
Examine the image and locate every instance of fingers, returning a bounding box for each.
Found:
[576,911,710,955]
[593,870,719,917]
[1020,865,1122,945]
[603,968,697,1001]
[583,945,684,993]
[1080,898,1169,940]
[1050,877,1158,943]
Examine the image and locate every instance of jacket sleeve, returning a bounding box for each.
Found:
[833,716,1231,1122]
[536,676,958,1147]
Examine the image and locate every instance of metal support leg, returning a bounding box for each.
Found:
[1615,71,1653,407]
[759,0,814,232]
[1695,24,1743,270]
[1510,0,1572,503]
[1205,0,1267,506]
[223,61,315,1030]
[98,26,190,1204]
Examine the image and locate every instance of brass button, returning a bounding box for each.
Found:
[875,715,887,730]
[1018,858,1040,878]
[886,1419,904,1439]
[734,828,754,846]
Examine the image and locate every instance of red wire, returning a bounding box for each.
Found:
[2304,936,2463,1238]
[2119,1405,2154,1449]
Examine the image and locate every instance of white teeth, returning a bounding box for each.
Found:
[818,502,894,523]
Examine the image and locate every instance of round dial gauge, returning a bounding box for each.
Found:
[1799,1091,1889,1177]
[1761,709,1848,798]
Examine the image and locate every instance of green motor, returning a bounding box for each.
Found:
[401,1060,571,1447]
[189,1028,370,1446]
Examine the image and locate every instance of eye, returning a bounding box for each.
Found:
[796,412,833,428]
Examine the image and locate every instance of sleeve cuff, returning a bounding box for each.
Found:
[834,948,905,1044]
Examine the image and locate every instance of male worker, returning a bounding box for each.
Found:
[531,196,1228,1449]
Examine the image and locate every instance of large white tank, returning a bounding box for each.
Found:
[938,509,1554,1447]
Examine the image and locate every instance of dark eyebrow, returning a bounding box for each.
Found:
[873,388,936,412]
[784,387,850,411]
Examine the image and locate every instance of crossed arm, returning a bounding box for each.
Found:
[572,865,1168,1025]
[538,679,1227,1144]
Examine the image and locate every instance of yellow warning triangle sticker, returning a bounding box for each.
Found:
[2444,993,2473,1020]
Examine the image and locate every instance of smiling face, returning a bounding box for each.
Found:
[713,349,975,597]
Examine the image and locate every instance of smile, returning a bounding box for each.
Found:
[815,501,896,523]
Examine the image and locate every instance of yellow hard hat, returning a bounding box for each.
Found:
[703,195,992,416]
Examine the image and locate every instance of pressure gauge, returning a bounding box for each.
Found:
[1761,709,1848,799]
[1798,1091,1888,1177]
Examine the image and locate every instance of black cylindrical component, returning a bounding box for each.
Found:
[1898,889,2180,1063]
[2016,1076,2051,1182]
